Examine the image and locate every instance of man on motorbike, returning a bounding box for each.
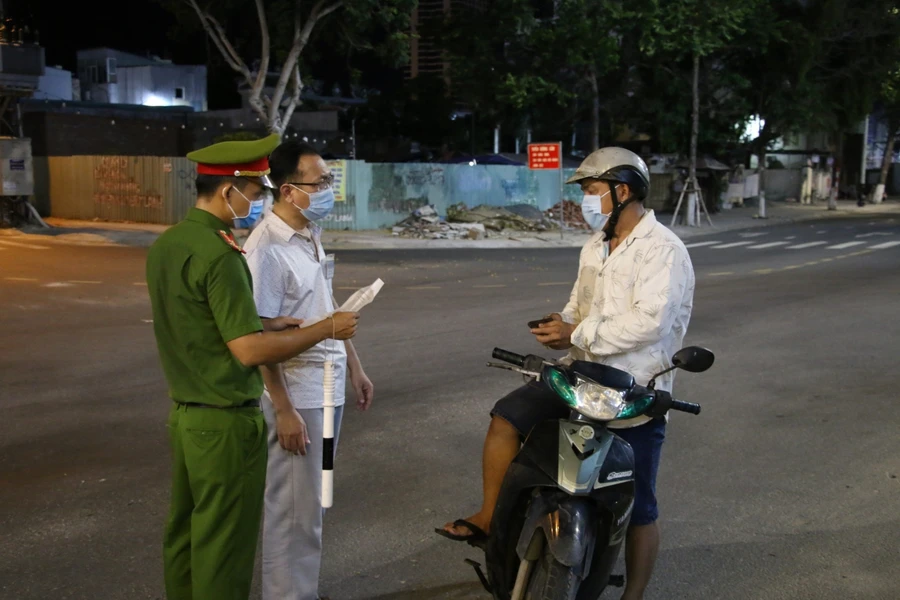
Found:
[438,147,696,600]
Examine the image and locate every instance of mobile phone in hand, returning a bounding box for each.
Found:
[528,316,555,329]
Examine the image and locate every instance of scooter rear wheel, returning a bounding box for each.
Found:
[524,550,579,600]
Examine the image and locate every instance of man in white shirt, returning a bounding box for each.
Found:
[439,148,694,600]
[244,141,374,600]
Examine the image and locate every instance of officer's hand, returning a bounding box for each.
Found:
[276,407,310,456]
[329,312,359,340]
[531,313,575,350]
[264,316,304,332]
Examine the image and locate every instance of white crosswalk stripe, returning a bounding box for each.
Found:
[711,241,753,249]
[748,241,789,249]
[870,241,900,250]
[787,241,828,249]
[826,241,866,250]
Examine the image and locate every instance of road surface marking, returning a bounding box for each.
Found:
[782,265,803,270]
[871,241,900,250]
[748,241,789,249]
[133,282,147,286]
[538,282,572,287]
[826,241,866,250]
[407,285,441,290]
[709,272,734,276]
[856,232,891,238]
[68,280,102,284]
[0,239,50,250]
[44,282,74,287]
[817,230,827,234]
[738,232,768,238]
[787,241,828,249]
[785,236,797,239]
[474,284,506,288]
[5,277,38,282]
[754,268,775,274]
[685,241,721,248]
[711,241,753,249]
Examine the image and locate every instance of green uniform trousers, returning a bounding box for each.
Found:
[163,402,267,600]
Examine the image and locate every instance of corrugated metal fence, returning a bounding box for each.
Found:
[35,156,197,225]
[36,156,675,230]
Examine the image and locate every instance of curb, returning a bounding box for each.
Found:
[7,203,899,251]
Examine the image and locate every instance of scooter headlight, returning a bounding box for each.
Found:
[573,377,627,421]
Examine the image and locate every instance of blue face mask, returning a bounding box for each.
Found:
[228,187,265,229]
[290,185,335,222]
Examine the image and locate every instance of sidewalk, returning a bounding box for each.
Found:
[5,199,900,250]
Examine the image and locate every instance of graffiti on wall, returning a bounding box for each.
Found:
[93,157,163,209]
[177,167,197,194]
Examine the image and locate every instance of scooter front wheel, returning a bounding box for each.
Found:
[524,550,580,600]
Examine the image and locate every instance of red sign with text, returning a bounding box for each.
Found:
[528,143,561,170]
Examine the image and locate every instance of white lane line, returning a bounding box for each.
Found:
[407,285,441,290]
[68,280,102,284]
[748,241,789,249]
[133,282,148,286]
[538,282,572,287]
[787,241,828,250]
[5,277,38,282]
[44,282,74,288]
[0,239,51,250]
[826,241,866,250]
[856,232,891,238]
[870,241,900,250]
[685,241,722,248]
[711,241,753,249]
[474,284,506,288]
[738,232,768,238]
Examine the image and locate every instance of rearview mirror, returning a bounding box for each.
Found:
[672,346,715,373]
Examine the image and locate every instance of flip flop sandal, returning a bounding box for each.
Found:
[434,519,489,548]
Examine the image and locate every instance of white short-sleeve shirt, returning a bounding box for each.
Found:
[244,210,347,409]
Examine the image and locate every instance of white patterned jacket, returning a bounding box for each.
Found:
[560,210,696,429]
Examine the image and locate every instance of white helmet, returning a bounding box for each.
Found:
[566,147,650,201]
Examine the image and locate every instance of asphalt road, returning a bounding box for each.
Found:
[1,215,899,600]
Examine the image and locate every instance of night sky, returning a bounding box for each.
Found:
[6,0,400,110]
[10,0,188,70]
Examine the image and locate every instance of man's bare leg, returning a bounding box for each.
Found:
[620,522,660,600]
[442,416,520,537]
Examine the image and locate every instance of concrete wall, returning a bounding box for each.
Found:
[39,156,675,229]
[34,66,73,101]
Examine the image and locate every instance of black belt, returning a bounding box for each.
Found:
[177,399,260,409]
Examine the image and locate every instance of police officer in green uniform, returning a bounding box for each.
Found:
[146,134,360,600]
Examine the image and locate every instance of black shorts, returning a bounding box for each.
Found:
[491,384,667,526]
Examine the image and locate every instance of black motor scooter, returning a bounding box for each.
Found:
[461,345,714,600]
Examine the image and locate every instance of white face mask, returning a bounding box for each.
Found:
[581,190,613,231]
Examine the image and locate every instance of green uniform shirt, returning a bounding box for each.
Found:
[146,208,264,407]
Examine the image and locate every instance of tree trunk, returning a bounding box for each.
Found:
[588,67,600,151]
[873,126,897,203]
[757,133,767,218]
[686,52,700,226]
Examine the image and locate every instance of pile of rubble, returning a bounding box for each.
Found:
[391,203,559,240]
[545,200,590,230]
[391,205,487,240]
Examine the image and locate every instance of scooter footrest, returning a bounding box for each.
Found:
[608,574,625,587]
[464,558,493,594]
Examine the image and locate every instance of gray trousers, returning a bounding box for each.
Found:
[261,399,344,600]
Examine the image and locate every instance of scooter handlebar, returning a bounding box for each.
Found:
[670,399,701,415]
[492,348,526,367]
